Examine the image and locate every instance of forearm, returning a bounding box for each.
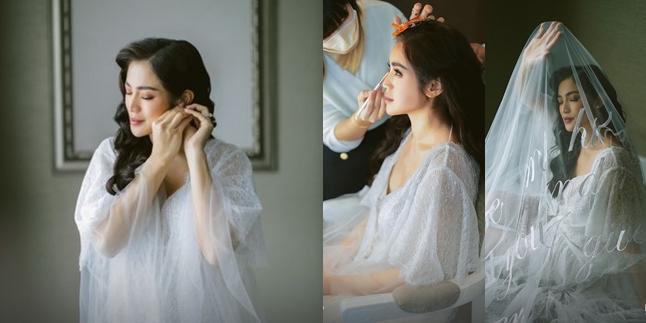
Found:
[340,218,368,247]
[187,150,239,266]
[93,158,168,257]
[333,116,369,142]
[517,63,546,112]
[328,268,403,296]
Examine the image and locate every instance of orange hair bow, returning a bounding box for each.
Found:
[391,17,426,36]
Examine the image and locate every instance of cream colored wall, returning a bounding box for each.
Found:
[0,1,323,322]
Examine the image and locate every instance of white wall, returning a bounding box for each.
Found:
[0,1,323,322]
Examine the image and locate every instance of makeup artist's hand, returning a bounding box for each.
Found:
[355,88,387,128]
[394,3,444,25]
[471,43,485,73]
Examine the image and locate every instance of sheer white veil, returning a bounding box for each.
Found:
[484,22,646,322]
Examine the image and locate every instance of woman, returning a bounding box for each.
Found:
[323,18,484,321]
[74,38,264,322]
[323,0,409,200]
[485,22,646,322]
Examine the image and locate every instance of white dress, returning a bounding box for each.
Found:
[323,0,405,152]
[323,130,481,294]
[74,138,264,323]
[485,146,646,322]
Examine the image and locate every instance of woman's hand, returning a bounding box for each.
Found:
[150,106,193,163]
[323,270,332,295]
[394,3,444,25]
[471,43,485,73]
[182,104,214,157]
[354,89,387,128]
[522,22,562,66]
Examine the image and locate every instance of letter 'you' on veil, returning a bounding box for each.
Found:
[484,22,646,322]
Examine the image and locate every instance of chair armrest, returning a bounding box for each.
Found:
[392,281,460,313]
[392,263,485,313]
[339,264,485,322]
[340,293,447,323]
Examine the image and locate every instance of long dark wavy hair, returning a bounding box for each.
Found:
[546,65,625,197]
[106,38,215,195]
[368,20,485,183]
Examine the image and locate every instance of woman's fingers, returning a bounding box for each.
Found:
[545,30,562,52]
[184,107,210,125]
[369,89,385,122]
[169,109,191,129]
[409,3,423,20]
[418,4,433,20]
[357,90,371,108]
[377,94,387,120]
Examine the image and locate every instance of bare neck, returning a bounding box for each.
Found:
[406,104,453,151]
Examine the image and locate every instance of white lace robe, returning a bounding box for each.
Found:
[74,138,264,323]
[323,131,481,295]
[485,146,646,322]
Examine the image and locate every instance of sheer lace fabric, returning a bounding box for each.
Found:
[485,22,646,322]
[75,138,264,323]
[323,130,481,295]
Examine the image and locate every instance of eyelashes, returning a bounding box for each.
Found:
[558,96,580,105]
[124,92,153,100]
[386,63,403,77]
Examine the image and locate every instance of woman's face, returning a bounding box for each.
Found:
[124,60,174,137]
[323,3,353,43]
[557,76,590,132]
[382,42,428,116]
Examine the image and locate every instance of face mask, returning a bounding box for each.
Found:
[323,9,359,54]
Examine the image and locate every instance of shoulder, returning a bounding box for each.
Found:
[94,137,117,161]
[595,145,642,177]
[596,145,638,170]
[425,143,479,187]
[360,0,403,16]
[204,138,252,170]
[432,143,477,170]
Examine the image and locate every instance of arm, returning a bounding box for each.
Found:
[390,161,480,286]
[339,218,368,247]
[92,107,191,257]
[184,104,260,266]
[333,88,387,142]
[92,158,169,257]
[517,22,562,112]
[588,162,646,305]
[186,148,222,266]
[324,268,403,296]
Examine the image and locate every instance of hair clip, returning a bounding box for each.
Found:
[391,17,426,36]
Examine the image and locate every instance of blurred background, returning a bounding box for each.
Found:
[385,0,485,44]
[486,0,646,161]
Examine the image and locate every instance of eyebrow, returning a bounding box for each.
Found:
[557,91,579,98]
[388,61,409,70]
[125,81,160,91]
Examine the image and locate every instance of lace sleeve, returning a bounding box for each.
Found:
[74,138,117,268]
[389,159,480,286]
[585,154,646,239]
[206,142,264,263]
